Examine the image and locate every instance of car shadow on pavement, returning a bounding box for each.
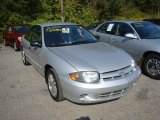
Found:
[76,116,91,120]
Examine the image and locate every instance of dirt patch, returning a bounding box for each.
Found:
[10,85,15,88]
[135,88,149,101]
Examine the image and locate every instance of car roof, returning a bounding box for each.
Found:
[38,22,77,27]
[106,20,149,24]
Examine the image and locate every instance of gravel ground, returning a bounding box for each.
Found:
[0,44,160,120]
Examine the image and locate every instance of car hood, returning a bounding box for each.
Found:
[48,42,133,73]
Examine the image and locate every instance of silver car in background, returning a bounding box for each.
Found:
[21,22,141,104]
[91,20,160,80]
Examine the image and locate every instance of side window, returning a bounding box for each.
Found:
[32,26,42,43]
[24,26,37,42]
[97,23,117,35]
[116,23,134,37]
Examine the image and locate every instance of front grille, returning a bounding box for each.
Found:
[99,87,129,98]
[101,65,135,81]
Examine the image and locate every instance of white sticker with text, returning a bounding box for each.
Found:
[107,24,114,31]
[62,28,70,33]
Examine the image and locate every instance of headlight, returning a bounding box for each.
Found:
[131,60,136,67]
[69,71,99,83]
[131,60,137,70]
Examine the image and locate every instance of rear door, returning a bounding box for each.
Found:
[111,22,139,60]
[22,26,37,60]
[93,22,117,44]
[5,26,13,45]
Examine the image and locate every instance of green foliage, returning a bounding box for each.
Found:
[8,12,23,24]
[64,0,98,26]
[0,0,160,27]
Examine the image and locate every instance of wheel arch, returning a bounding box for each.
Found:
[141,51,160,65]
[44,64,57,83]
[44,64,64,101]
[142,51,160,80]
[143,51,160,58]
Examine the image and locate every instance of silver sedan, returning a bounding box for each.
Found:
[21,22,141,104]
[91,20,160,80]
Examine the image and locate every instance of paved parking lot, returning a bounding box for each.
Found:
[0,44,160,120]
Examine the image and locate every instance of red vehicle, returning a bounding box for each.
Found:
[3,24,31,51]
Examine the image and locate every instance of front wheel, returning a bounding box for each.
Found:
[21,48,30,65]
[142,54,160,80]
[46,68,64,102]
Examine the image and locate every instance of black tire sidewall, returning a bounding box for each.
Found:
[142,54,160,80]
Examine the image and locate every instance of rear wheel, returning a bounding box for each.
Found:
[46,68,64,102]
[142,54,160,80]
[21,48,30,65]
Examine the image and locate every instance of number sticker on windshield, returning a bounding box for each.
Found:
[62,28,70,33]
[45,26,62,32]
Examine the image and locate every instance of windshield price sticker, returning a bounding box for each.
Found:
[107,24,114,31]
[62,28,70,33]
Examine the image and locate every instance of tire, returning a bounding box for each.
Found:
[21,48,30,65]
[46,68,64,102]
[14,41,19,51]
[3,38,7,46]
[142,54,160,80]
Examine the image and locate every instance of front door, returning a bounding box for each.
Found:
[94,22,117,44]
[111,22,139,60]
[29,26,43,74]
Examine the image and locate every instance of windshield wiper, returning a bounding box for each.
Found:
[48,43,70,47]
[48,40,96,47]
[71,40,95,45]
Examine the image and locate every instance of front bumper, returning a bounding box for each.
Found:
[60,66,141,104]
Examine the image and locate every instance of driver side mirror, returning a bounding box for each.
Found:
[125,33,138,39]
[30,41,42,48]
[94,35,100,41]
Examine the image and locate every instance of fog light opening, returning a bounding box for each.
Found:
[80,94,87,98]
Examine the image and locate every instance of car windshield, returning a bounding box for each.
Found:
[131,22,160,39]
[14,26,31,32]
[44,25,97,47]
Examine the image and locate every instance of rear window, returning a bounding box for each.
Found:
[14,26,31,32]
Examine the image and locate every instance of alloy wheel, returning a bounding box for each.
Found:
[48,74,57,97]
[146,58,160,76]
